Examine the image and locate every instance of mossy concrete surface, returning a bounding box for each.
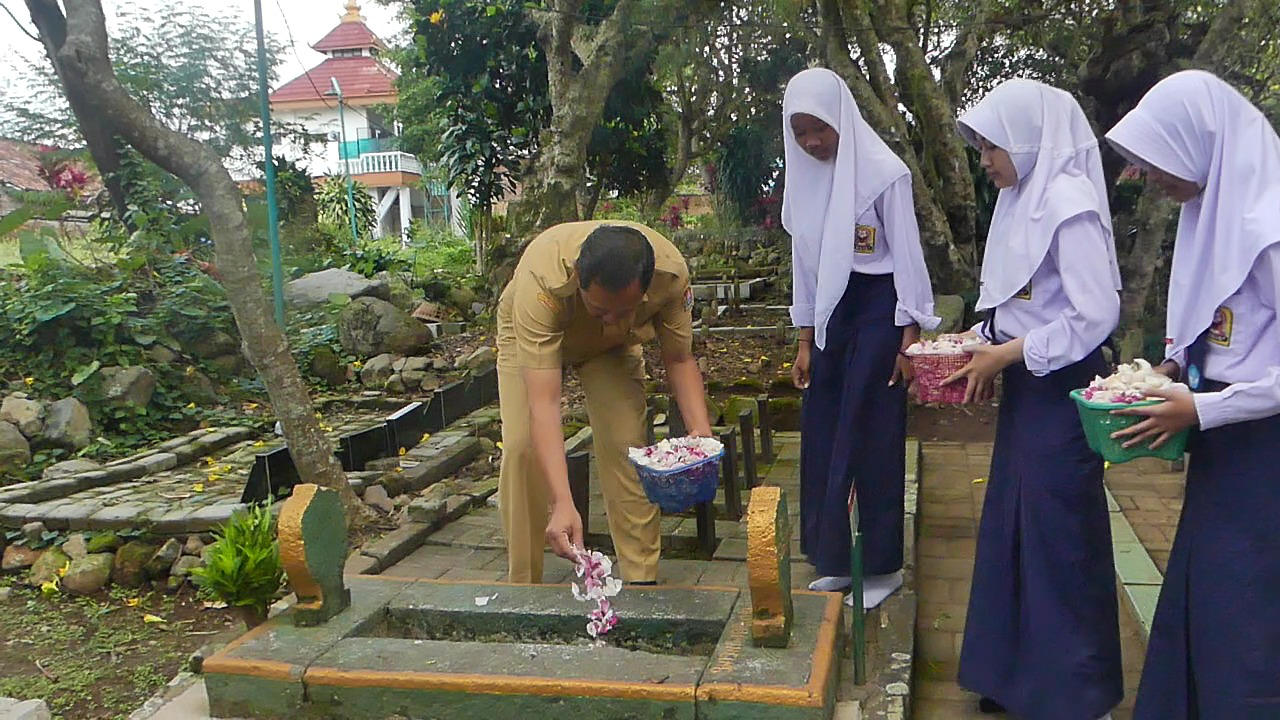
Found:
[202,577,843,719]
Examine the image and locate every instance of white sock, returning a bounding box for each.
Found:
[844,570,903,610]
[808,576,852,592]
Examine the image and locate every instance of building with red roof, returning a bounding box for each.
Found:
[268,0,459,240]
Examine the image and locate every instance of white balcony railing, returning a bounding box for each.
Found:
[341,151,424,177]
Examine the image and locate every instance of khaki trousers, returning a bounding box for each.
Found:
[496,346,659,583]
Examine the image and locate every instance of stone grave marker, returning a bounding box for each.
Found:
[278,484,350,626]
[719,428,742,521]
[338,426,386,472]
[422,390,447,433]
[567,451,591,537]
[384,401,426,454]
[738,408,758,489]
[240,447,300,504]
[746,485,793,648]
[757,395,774,463]
[438,380,467,425]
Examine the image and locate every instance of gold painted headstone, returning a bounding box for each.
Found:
[746,485,793,648]
[278,484,351,626]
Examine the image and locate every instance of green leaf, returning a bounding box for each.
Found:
[327,293,352,307]
[0,206,37,237]
[71,360,101,386]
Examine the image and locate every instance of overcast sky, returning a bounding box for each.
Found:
[0,0,405,98]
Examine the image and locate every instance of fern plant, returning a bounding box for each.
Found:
[190,503,285,628]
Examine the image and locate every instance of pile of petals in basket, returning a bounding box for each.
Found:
[903,333,987,356]
[1082,359,1184,404]
[628,436,724,470]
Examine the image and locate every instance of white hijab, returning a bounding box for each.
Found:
[1106,70,1280,359]
[957,79,1121,311]
[781,68,916,349]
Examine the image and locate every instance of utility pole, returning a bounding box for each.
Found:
[253,0,285,326]
[328,77,361,247]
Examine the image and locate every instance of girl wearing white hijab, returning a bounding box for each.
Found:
[947,79,1123,720]
[1106,70,1280,720]
[782,67,939,611]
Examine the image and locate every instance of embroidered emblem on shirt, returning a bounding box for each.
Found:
[854,225,877,254]
[682,285,694,311]
[1013,281,1033,301]
[1208,305,1233,347]
[536,291,560,313]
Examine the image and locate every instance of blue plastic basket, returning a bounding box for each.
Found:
[631,451,724,513]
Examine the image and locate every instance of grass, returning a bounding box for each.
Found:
[0,577,238,719]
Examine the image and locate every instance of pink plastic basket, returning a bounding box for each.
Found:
[910,352,971,404]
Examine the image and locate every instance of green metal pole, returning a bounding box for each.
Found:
[253,0,285,327]
[849,496,866,685]
[330,79,361,246]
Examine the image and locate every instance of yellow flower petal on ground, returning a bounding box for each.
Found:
[221,465,232,473]
[57,561,69,578]
[142,614,166,624]
[23,377,34,386]
[394,467,403,473]
[972,477,986,484]
[124,598,140,607]
[193,483,205,493]
[253,440,266,448]
[186,402,196,409]
[205,456,216,465]
[40,580,59,597]
[420,433,431,443]
[1104,461,1112,470]
[496,442,504,450]
[398,447,407,456]
[207,474,219,483]
[429,9,444,24]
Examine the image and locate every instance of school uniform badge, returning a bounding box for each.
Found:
[1013,281,1033,301]
[854,225,877,254]
[1208,305,1233,347]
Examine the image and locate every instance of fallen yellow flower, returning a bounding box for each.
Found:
[399,447,407,456]
[124,597,140,607]
[973,478,987,484]
[142,614,166,624]
[186,402,196,409]
[23,377,34,386]
[40,580,59,598]
[57,561,69,578]
[253,440,266,448]
[420,433,431,444]
[193,483,205,493]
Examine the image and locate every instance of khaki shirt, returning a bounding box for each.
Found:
[497,221,693,369]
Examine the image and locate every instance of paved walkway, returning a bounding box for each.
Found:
[1105,457,1184,574]
[912,442,1146,719]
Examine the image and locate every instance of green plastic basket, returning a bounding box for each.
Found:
[1069,389,1189,464]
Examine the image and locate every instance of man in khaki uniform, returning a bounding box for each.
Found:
[497,221,713,584]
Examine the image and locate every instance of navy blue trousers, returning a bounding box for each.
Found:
[1134,412,1280,719]
[958,351,1123,719]
[800,272,905,578]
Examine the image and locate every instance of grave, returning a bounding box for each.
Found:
[203,477,844,720]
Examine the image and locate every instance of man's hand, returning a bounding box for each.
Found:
[546,499,584,561]
[792,343,812,390]
[1110,386,1199,449]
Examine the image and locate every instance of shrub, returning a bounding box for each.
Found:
[190,503,285,628]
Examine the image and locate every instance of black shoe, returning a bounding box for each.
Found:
[978,697,1006,714]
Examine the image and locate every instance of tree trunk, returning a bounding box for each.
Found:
[25,0,128,220]
[513,0,643,233]
[1118,191,1176,333]
[811,0,977,293]
[33,0,359,517]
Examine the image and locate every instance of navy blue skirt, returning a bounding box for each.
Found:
[800,272,905,578]
[958,351,1123,719]
[1134,412,1280,719]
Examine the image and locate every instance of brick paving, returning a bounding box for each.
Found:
[1104,457,1185,574]
[913,442,1146,720]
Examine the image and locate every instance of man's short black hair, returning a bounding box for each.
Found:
[576,225,656,293]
